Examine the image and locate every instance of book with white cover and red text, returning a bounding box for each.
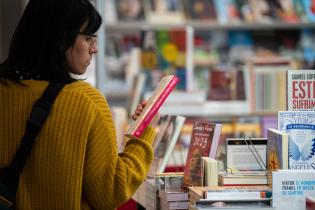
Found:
[126,75,179,138]
[287,70,315,111]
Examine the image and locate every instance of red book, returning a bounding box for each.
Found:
[125,75,179,138]
[183,121,222,187]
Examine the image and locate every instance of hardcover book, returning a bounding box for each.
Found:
[278,111,315,170]
[272,170,315,210]
[183,121,222,187]
[287,70,315,111]
[125,75,179,138]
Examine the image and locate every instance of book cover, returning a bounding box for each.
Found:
[125,75,179,138]
[207,65,246,101]
[267,128,289,187]
[145,0,185,24]
[214,0,241,24]
[278,111,315,170]
[183,121,222,187]
[287,70,315,111]
[302,0,315,22]
[184,0,217,21]
[116,0,145,21]
[267,128,289,171]
[226,138,267,172]
[272,170,315,210]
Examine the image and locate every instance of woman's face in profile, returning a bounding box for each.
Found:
[65,24,98,75]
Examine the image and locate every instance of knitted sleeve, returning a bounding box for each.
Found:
[82,92,156,210]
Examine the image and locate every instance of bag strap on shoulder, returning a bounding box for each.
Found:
[1,82,67,194]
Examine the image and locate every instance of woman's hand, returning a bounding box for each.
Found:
[131,101,160,127]
[131,101,147,121]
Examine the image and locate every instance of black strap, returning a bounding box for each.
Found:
[1,82,66,194]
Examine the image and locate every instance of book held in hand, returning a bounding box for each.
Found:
[126,75,179,138]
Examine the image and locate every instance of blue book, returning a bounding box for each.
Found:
[278,111,315,170]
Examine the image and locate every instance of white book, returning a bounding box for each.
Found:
[272,170,315,210]
[287,70,315,111]
[278,111,315,170]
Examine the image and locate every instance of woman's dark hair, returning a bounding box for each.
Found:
[0,0,102,83]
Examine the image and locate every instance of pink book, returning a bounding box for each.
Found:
[125,75,179,138]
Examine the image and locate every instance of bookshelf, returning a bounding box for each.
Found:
[106,21,315,32]
[95,1,315,116]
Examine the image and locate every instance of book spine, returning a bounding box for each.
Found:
[133,76,179,137]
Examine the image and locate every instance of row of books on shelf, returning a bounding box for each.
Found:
[106,24,314,115]
[105,0,315,24]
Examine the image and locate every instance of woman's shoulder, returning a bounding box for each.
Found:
[63,80,106,102]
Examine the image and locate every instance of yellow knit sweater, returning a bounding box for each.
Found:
[0,80,156,210]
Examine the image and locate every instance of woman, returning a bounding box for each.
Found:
[0,0,156,209]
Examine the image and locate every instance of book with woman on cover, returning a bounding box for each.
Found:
[125,75,179,138]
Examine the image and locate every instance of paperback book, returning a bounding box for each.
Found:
[272,170,315,210]
[201,157,218,187]
[226,138,267,172]
[204,190,272,201]
[266,128,289,186]
[278,111,315,170]
[218,171,268,186]
[287,70,315,110]
[126,75,179,138]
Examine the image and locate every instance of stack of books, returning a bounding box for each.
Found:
[159,188,189,210]
[188,186,273,210]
